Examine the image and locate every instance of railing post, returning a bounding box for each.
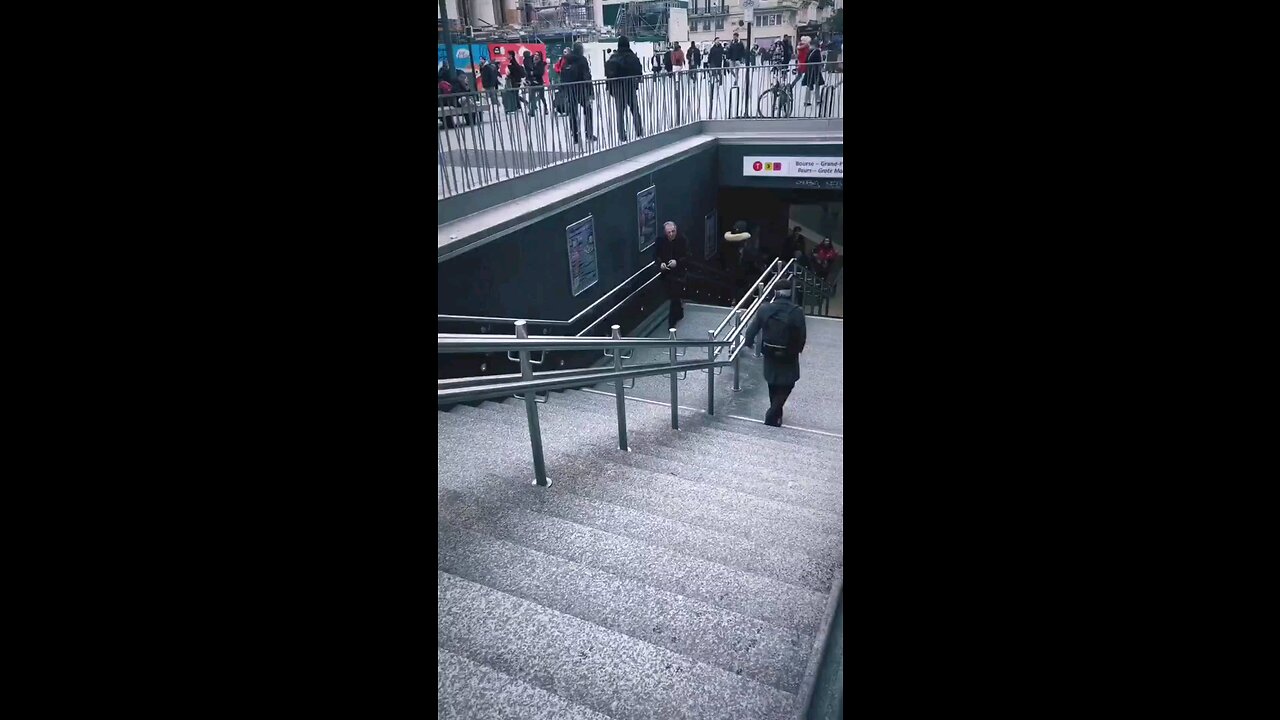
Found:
[707,329,716,415]
[514,320,549,487]
[611,324,629,451]
[669,328,679,430]
[732,310,743,392]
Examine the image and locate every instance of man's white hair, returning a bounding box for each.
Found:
[663,221,677,229]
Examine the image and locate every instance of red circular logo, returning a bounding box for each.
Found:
[752,161,763,171]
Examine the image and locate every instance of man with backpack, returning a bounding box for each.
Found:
[742,277,807,427]
[605,35,645,142]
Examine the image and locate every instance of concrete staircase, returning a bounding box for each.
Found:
[438,383,844,719]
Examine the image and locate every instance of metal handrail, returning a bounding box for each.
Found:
[710,257,782,339]
[729,258,798,361]
[438,314,739,485]
[576,272,664,337]
[437,357,690,391]
[437,358,727,405]
[439,262,657,327]
[438,335,730,353]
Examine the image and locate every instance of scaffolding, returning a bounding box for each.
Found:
[522,1,597,34]
[615,1,676,41]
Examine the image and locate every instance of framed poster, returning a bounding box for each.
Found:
[637,185,657,252]
[567,215,599,297]
[704,211,718,261]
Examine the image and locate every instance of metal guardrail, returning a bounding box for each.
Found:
[438,262,658,336]
[437,61,844,198]
[439,299,737,483]
[437,256,816,486]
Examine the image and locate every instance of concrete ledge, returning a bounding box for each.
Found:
[439,135,717,261]
[439,123,705,227]
[438,118,845,243]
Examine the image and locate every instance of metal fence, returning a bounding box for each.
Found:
[437,61,844,198]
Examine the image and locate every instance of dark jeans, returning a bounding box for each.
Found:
[766,383,795,426]
[612,91,644,140]
[567,90,594,140]
[663,276,684,328]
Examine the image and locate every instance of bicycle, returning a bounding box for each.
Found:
[757,66,801,118]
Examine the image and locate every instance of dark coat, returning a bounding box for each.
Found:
[480,62,499,90]
[802,47,825,87]
[653,232,689,290]
[560,54,593,97]
[708,44,725,67]
[743,297,807,386]
[607,48,645,96]
[529,57,547,85]
[688,45,701,68]
[508,60,525,84]
[727,40,745,62]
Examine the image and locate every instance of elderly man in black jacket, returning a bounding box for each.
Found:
[743,278,807,427]
[653,220,689,328]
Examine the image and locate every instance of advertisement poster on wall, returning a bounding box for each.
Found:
[567,215,599,297]
[637,185,657,252]
[437,44,491,79]
[489,43,550,85]
[704,211,718,261]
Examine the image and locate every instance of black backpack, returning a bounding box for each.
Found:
[762,305,801,361]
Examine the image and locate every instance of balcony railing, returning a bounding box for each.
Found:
[437,61,843,199]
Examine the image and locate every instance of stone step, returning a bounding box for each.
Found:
[439,468,836,594]
[437,646,610,720]
[453,401,844,482]
[437,484,828,637]
[438,571,797,720]
[467,401,843,512]
[438,419,843,564]
[438,524,811,694]
[612,450,842,516]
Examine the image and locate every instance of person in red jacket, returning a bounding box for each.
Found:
[813,237,839,296]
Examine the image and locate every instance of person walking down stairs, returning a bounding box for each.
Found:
[742,278,807,427]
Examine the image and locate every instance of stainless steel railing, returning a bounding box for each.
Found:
[440,319,732,486]
[437,61,844,198]
[438,262,658,337]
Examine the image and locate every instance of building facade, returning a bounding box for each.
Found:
[685,0,838,53]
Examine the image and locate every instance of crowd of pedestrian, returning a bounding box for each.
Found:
[438,33,841,136]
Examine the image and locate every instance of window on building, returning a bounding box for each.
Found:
[716,17,724,29]
[704,20,711,31]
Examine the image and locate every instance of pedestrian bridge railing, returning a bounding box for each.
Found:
[437,256,798,485]
[437,61,844,199]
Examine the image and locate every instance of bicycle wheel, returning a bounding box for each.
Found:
[757,88,784,117]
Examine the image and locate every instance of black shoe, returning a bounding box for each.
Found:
[588,135,598,141]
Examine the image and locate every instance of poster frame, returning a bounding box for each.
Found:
[704,210,718,261]
[566,214,599,297]
[637,185,657,253]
